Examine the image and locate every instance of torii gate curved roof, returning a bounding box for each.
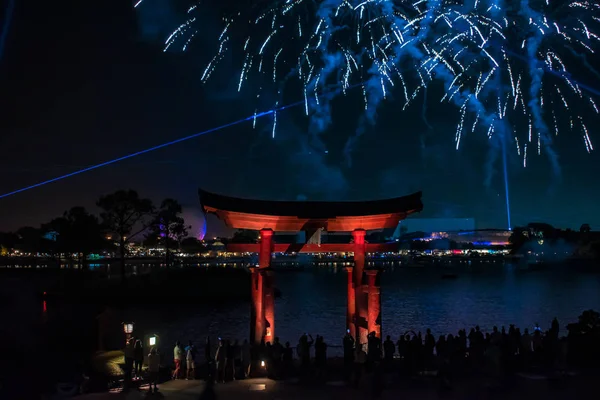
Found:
[199,189,423,232]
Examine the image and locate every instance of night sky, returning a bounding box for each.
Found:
[1,0,599,238]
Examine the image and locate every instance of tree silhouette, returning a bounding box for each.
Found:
[508,226,530,253]
[0,232,18,255]
[97,190,154,282]
[180,237,206,254]
[148,199,190,266]
[580,224,591,233]
[229,229,259,244]
[14,227,43,254]
[42,207,107,269]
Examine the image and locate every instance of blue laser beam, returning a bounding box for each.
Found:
[0,109,270,199]
[0,82,363,200]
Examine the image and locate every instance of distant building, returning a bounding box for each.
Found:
[210,241,226,251]
[432,230,511,246]
[394,218,476,238]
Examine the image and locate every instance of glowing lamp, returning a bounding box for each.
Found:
[123,323,134,334]
[149,336,157,346]
[261,360,266,367]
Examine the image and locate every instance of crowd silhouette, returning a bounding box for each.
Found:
[174,318,571,384]
[124,311,600,394]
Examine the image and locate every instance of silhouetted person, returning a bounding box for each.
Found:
[215,339,226,383]
[232,340,241,380]
[551,317,560,340]
[314,335,327,379]
[491,326,502,346]
[343,331,355,377]
[282,341,293,378]
[173,341,184,379]
[297,333,313,373]
[315,336,327,366]
[424,329,435,367]
[367,332,381,370]
[133,339,144,378]
[532,328,543,363]
[123,338,134,386]
[204,337,212,364]
[436,335,446,362]
[469,326,485,367]
[383,335,395,366]
[271,337,283,378]
[147,347,160,393]
[445,334,455,366]
[354,344,367,388]
[204,337,214,382]
[225,339,234,381]
[186,341,197,380]
[458,329,468,357]
[397,335,406,360]
[409,333,422,373]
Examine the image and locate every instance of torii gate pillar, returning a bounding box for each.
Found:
[250,229,275,344]
[352,229,369,347]
[366,269,382,339]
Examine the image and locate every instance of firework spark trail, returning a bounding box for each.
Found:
[145,0,599,168]
[344,0,443,164]
[519,0,560,175]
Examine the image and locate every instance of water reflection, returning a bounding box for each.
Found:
[119,264,600,358]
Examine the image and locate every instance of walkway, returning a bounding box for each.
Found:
[73,373,595,400]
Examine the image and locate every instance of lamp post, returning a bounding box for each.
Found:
[148,335,158,348]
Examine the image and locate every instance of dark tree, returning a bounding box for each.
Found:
[97,190,154,282]
[14,227,43,254]
[42,207,107,268]
[0,232,18,252]
[229,229,259,244]
[180,237,207,254]
[41,215,70,263]
[508,226,530,253]
[148,199,190,266]
[527,222,556,238]
[580,224,591,233]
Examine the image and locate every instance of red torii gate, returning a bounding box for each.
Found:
[200,189,423,345]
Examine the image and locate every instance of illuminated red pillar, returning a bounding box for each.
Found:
[259,229,273,268]
[249,267,264,344]
[352,229,368,346]
[366,269,381,339]
[346,267,355,336]
[263,269,275,343]
[256,229,274,343]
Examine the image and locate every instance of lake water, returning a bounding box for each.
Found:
[121,263,600,355]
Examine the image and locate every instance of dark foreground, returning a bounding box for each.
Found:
[73,372,597,400]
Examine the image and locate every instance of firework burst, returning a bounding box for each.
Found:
[137,0,599,166]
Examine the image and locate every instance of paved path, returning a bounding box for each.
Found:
[73,372,596,400]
